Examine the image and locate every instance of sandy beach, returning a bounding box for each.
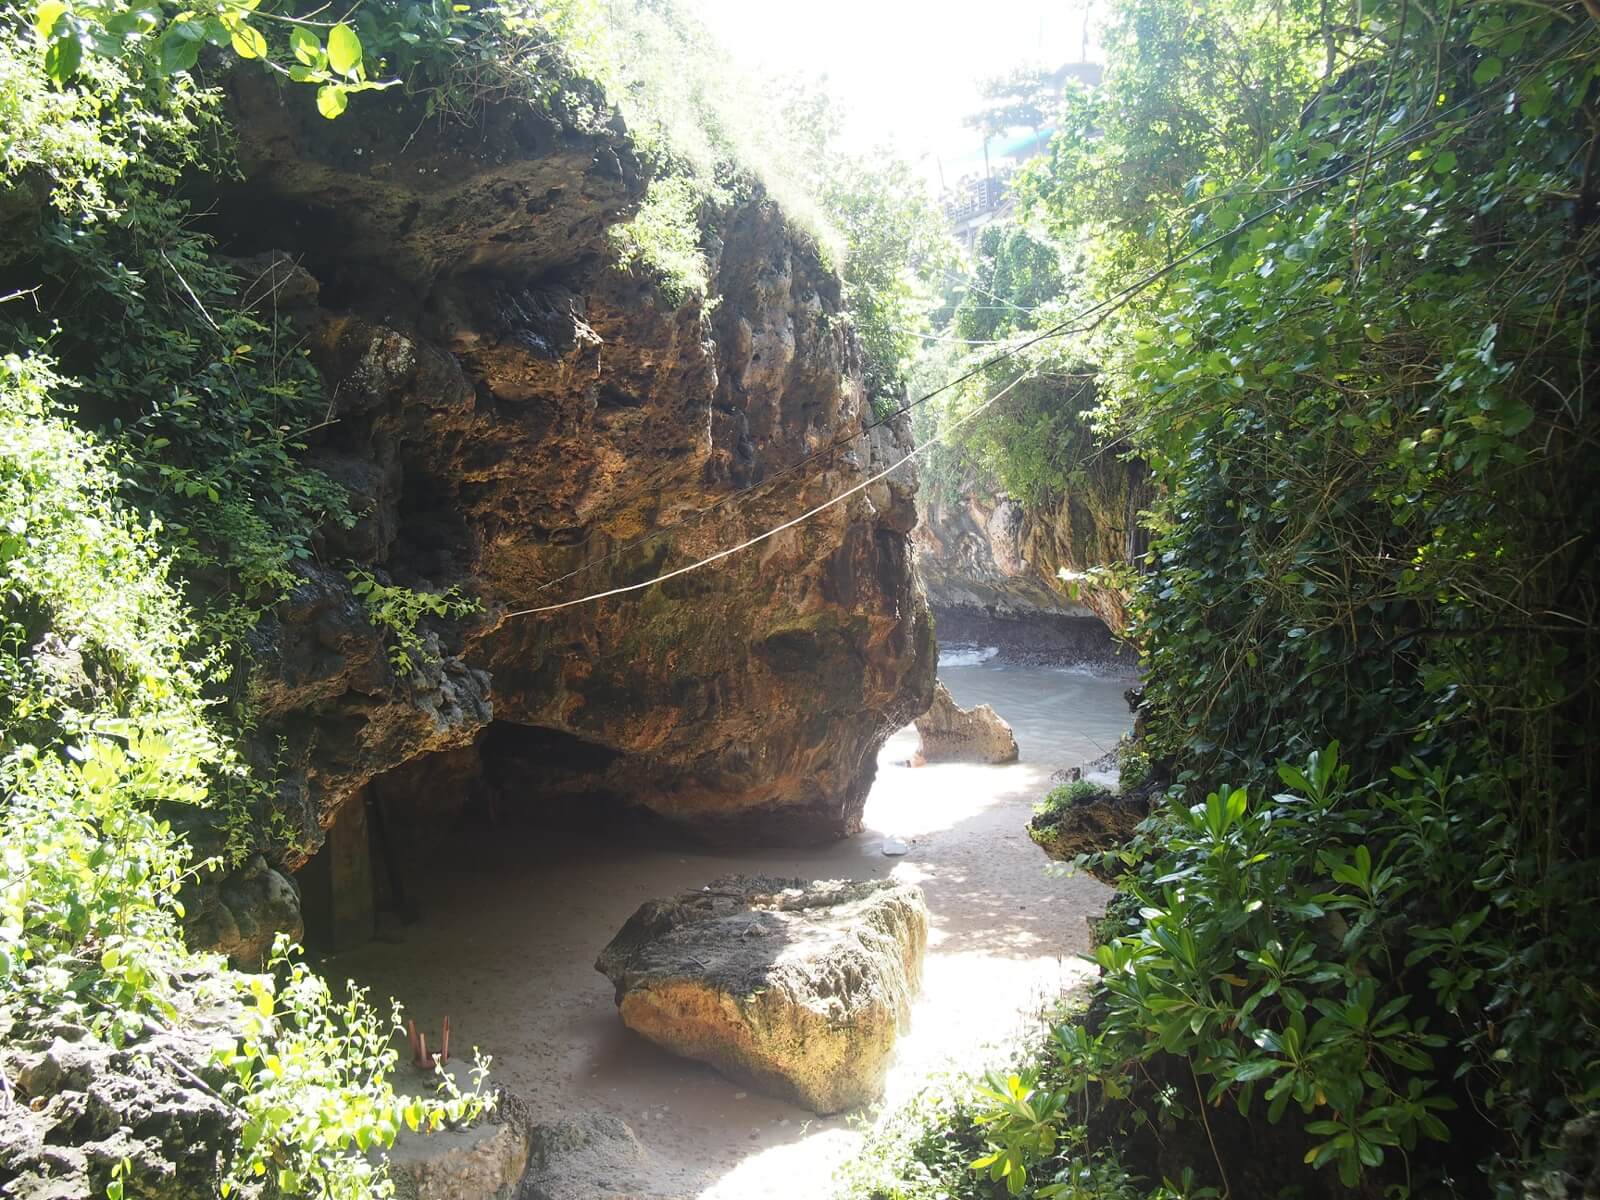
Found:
[334,697,1122,1198]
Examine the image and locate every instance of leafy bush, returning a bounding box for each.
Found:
[1033,779,1114,820]
[970,746,1527,1196]
[347,568,480,677]
[215,940,490,1200]
[1093,6,1600,1182]
[916,0,1600,1194]
[836,1021,1214,1200]
[610,173,712,303]
[0,353,489,1196]
[2,9,495,1197]
[834,1072,998,1200]
[0,353,218,1040]
[1113,741,1149,797]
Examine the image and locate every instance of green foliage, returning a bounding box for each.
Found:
[563,0,842,298]
[215,940,491,1199]
[347,567,480,677]
[835,1027,1217,1200]
[1016,0,1324,284]
[969,746,1544,1196]
[1089,748,1463,1190]
[0,353,221,1040]
[2,7,497,1195]
[0,354,488,1196]
[1033,779,1113,820]
[909,0,1600,1194]
[1114,740,1149,796]
[2,10,352,645]
[1097,23,1600,1179]
[818,149,959,409]
[914,222,1102,511]
[834,1071,999,1200]
[31,0,394,115]
[611,173,711,303]
[970,1068,1075,1195]
[952,223,1068,345]
[596,31,957,383]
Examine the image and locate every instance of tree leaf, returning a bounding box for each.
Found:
[34,0,67,39]
[290,26,320,67]
[158,22,202,73]
[327,22,361,75]
[230,23,267,60]
[316,83,348,119]
[43,30,81,82]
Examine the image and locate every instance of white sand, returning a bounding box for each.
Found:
[334,724,1112,1198]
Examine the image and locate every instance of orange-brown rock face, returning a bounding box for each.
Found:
[199,75,934,905]
[913,469,1151,637]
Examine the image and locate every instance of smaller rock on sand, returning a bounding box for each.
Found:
[914,680,1019,764]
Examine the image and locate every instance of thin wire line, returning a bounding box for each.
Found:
[499,371,1033,618]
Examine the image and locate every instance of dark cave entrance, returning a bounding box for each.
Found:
[297,721,673,952]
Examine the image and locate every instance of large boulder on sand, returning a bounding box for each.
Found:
[595,876,927,1113]
[915,680,1019,764]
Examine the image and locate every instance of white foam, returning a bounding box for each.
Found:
[937,644,1000,667]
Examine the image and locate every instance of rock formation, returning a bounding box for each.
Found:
[913,465,1148,664]
[914,681,1020,764]
[0,961,242,1198]
[595,876,927,1113]
[182,71,934,953]
[518,1113,689,1200]
[384,1093,531,1200]
[1028,783,1150,881]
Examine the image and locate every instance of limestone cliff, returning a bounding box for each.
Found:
[913,459,1150,638]
[185,75,934,958]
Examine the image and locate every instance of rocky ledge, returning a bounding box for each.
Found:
[595,876,927,1113]
[1028,782,1151,882]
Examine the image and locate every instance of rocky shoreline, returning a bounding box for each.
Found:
[932,605,1138,676]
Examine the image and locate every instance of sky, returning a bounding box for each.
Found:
[687,0,1102,192]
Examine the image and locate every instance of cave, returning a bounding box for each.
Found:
[297,722,707,952]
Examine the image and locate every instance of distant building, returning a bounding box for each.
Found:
[944,173,1015,252]
[941,60,1103,251]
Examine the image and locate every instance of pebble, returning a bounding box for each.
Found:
[882,836,909,856]
[733,1091,747,1100]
